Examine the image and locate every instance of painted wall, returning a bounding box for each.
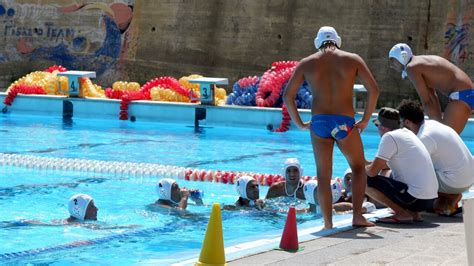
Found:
[0,0,470,105]
[0,0,136,87]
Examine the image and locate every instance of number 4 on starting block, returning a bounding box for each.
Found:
[57,71,96,97]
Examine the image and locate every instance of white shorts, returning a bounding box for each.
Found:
[437,172,473,194]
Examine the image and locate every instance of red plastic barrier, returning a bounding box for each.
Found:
[255,61,298,107]
[183,168,315,187]
[43,65,68,73]
[238,76,259,88]
[140,76,198,102]
[273,104,292,132]
[3,84,46,107]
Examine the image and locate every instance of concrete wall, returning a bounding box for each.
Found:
[0,0,470,106]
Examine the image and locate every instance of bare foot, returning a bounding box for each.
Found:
[353,214,375,227]
[323,222,333,230]
[447,194,463,209]
[411,212,423,222]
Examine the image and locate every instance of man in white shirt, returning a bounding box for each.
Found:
[398,99,474,215]
[366,107,438,224]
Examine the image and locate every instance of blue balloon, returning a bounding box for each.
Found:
[227,77,261,106]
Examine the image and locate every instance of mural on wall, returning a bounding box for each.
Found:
[0,0,137,84]
[444,0,472,65]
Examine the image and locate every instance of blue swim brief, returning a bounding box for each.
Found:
[311,114,355,140]
[449,89,474,109]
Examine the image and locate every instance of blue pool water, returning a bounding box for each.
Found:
[1,114,473,264]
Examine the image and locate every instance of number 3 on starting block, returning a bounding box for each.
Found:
[200,84,211,100]
[188,77,228,105]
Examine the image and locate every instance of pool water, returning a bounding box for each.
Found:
[1,114,473,264]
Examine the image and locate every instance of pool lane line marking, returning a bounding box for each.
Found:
[0,177,109,199]
[0,153,302,186]
[0,221,181,262]
[1,139,165,154]
[184,148,300,168]
[0,209,392,263]
[171,209,392,266]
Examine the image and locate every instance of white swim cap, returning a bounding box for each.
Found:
[304,180,318,204]
[68,194,93,220]
[362,201,376,213]
[304,180,343,205]
[389,43,413,79]
[283,158,303,176]
[156,178,176,202]
[331,180,343,203]
[342,168,352,195]
[343,168,352,178]
[236,175,254,200]
[315,26,341,49]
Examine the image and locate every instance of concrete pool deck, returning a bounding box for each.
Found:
[229,212,468,265]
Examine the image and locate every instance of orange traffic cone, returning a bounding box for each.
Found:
[279,206,299,251]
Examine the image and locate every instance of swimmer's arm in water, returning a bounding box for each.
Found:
[406,68,442,121]
[254,199,265,210]
[190,196,204,206]
[0,219,58,228]
[265,183,283,199]
[0,219,139,230]
[354,54,380,132]
[177,189,190,210]
[63,218,139,230]
[223,199,265,211]
[283,61,310,129]
[332,202,355,213]
[222,205,238,210]
[78,223,140,230]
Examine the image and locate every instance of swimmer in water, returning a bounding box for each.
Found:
[303,180,376,214]
[224,175,265,210]
[265,158,305,201]
[152,178,203,210]
[2,194,137,230]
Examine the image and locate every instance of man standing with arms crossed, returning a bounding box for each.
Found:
[283,26,380,229]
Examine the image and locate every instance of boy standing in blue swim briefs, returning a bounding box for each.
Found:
[389,43,473,134]
[283,26,380,229]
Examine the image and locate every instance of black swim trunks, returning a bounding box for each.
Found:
[367,175,434,212]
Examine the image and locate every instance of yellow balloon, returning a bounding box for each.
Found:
[113,81,141,91]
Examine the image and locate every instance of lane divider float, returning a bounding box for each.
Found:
[0,153,316,186]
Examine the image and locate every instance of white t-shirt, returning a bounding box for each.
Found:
[376,128,438,199]
[417,120,474,188]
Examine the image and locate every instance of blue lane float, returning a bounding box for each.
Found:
[226,76,260,106]
[226,77,312,109]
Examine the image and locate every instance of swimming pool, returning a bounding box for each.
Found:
[1,113,473,264]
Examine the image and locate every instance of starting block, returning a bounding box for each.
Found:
[353,84,367,108]
[57,71,96,97]
[189,77,228,105]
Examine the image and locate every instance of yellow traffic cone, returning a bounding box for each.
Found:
[196,203,226,266]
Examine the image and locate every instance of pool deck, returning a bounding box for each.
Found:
[229,212,468,265]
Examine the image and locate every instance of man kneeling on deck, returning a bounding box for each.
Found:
[365,107,438,224]
[397,99,474,215]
